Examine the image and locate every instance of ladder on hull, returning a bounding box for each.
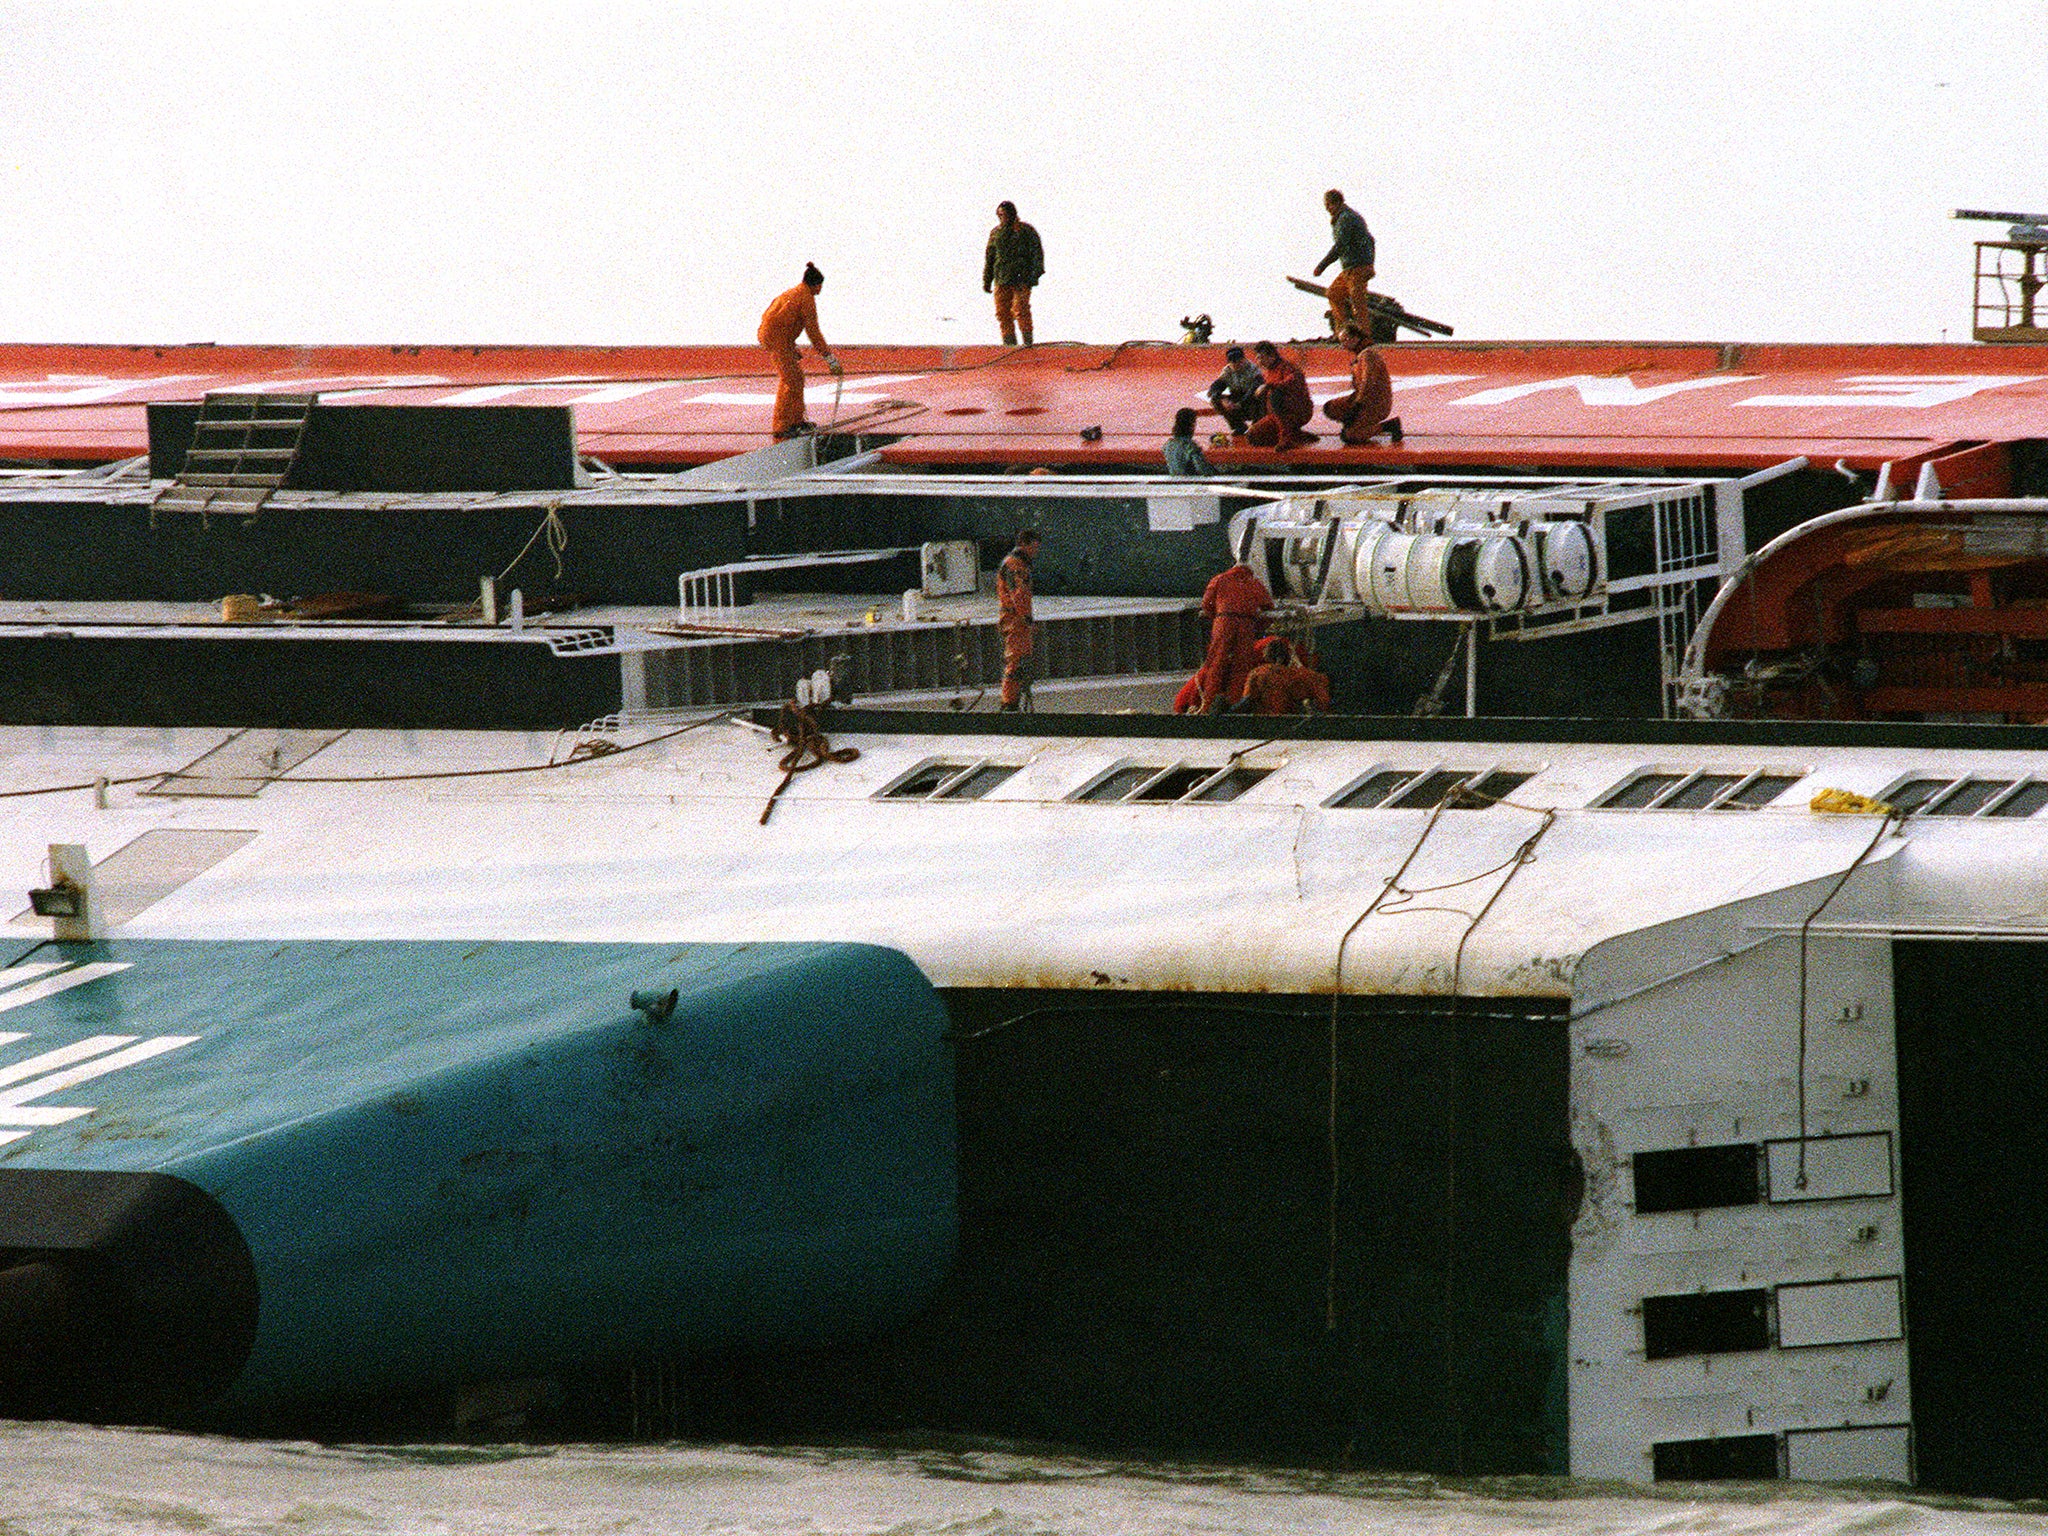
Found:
[152,392,316,522]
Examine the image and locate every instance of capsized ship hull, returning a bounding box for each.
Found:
[0,937,954,1419]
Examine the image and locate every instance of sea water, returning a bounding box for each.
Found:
[5,1425,2047,1536]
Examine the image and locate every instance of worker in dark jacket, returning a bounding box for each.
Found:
[1312,189,1377,337]
[996,528,1040,710]
[1206,346,1265,433]
[1244,341,1317,450]
[983,202,1046,347]
[1323,323,1403,445]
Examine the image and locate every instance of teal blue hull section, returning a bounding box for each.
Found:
[0,939,956,1412]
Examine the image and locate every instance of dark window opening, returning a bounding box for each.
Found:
[1989,782,2048,818]
[940,765,1019,800]
[1642,1288,1770,1360]
[1078,766,1161,802]
[1721,773,1802,809]
[1886,778,1954,814]
[1652,1433,1780,1482]
[1601,773,1685,809]
[1663,773,1744,810]
[1192,767,1271,803]
[1927,779,2014,816]
[1390,770,1476,809]
[886,762,971,798]
[1134,767,1215,802]
[1469,770,1534,804]
[1633,1143,1762,1214]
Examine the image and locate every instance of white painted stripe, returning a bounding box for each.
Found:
[0,1130,28,1147]
[0,962,131,1015]
[0,1034,137,1090]
[0,1035,200,1126]
[0,963,70,990]
[0,1033,24,1050]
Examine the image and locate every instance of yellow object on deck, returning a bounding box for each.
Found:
[1809,788,1896,815]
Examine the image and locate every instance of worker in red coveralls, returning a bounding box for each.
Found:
[997,528,1040,711]
[757,262,842,441]
[1192,556,1275,710]
[1323,323,1403,446]
[1243,341,1318,450]
[1234,636,1333,715]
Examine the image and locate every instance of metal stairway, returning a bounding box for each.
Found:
[152,392,316,521]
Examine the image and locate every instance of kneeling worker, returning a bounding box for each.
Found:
[1323,323,1402,445]
[1234,637,1332,715]
[1244,341,1318,451]
[1206,346,1264,434]
[758,262,842,441]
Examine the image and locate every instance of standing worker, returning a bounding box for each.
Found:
[983,201,1046,347]
[997,528,1041,711]
[757,262,842,441]
[1323,323,1403,445]
[1311,189,1376,338]
[1197,555,1275,708]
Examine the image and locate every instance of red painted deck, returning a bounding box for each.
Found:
[1,339,2043,477]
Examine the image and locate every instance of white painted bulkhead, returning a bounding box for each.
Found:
[3,718,2048,1484]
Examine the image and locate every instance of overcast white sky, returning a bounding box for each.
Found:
[4,1,2044,349]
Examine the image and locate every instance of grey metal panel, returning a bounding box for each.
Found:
[1765,1133,1895,1203]
[1776,1277,1904,1348]
[1784,1423,1913,1483]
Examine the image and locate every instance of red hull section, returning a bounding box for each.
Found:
[0,339,2042,476]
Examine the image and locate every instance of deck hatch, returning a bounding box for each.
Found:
[144,728,347,798]
[1631,1143,1761,1213]
[1641,1287,1770,1359]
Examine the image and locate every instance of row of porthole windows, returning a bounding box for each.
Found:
[878,758,2048,816]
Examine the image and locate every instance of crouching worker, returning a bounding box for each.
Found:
[1323,323,1402,446]
[1244,341,1318,450]
[1232,636,1332,715]
[1206,345,1264,434]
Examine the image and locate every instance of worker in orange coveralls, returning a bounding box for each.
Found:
[1191,556,1275,710]
[1323,323,1403,446]
[1312,188,1376,337]
[997,528,1040,711]
[1234,636,1332,715]
[1243,341,1318,450]
[757,262,842,440]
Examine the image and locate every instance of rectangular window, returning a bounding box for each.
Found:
[881,760,1019,801]
[1989,782,2048,818]
[1076,766,1161,802]
[1633,1144,1762,1214]
[1652,1434,1780,1482]
[1926,779,2014,816]
[1642,1288,1771,1359]
[938,764,1019,800]
[1663,773,1745,810]
[1884,777,1954,814]
[1721,773,1804,809]
[1133,766,1214,802]
[1389,770,1476,809]
[1191,767,1272,803]
[1598,768,1804,811]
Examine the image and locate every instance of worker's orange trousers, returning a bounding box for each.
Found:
[1000,619,1034,706]
[1202,615,1263,705]
[994,284,1034,346]
[1325,267,1373,334]
[768,342,808,437]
